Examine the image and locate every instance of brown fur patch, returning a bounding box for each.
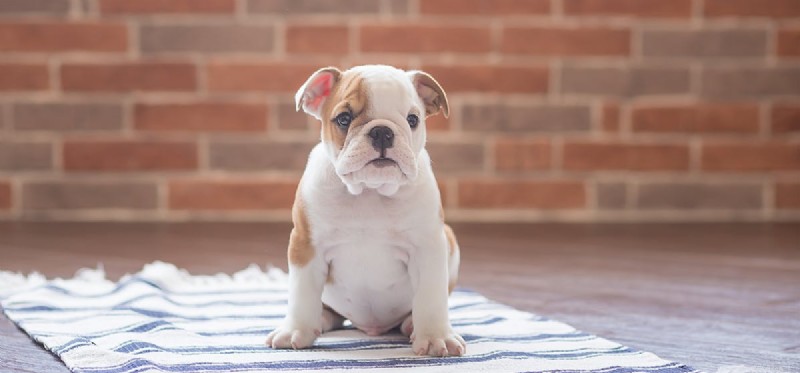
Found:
[288,185,314,267]
[320,71,369,151]
[444,223,459,294]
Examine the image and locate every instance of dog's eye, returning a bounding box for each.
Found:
[407,114,419,129]
[335,112,352,128]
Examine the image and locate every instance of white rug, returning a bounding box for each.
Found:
[0,262,701,373]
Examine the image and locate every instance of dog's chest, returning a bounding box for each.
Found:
[309,190,418,331]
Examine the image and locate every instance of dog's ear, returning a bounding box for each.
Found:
[407,70,449,118]
[295,67,342,120]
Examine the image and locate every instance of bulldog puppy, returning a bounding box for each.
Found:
[265,65,464,357]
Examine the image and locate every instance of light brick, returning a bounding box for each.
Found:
[777,29,800,57]
[458,180,586,209]
[772,104,800,133]
[99,0,235,14]
[502,27,631,56]
[0,0,69,14]
[631,104,760,134]
[0,141,53,171]
[61,62,197,92]
[0,181,10,210]
[420,65,548,94]
[561,66,691,97]
[597,182,627,210]
[63,140,198,171]
[462,104,591,132]
[135,102,268,133]
[702,142,800,172]
[286,25,349,55]
[704,0,800,19]
[494,138,551,171]
[563,0,692,18]
[209,140,315,171]
[360,25,490,53]
[168,180,296,210]
[13,103,123,132]
[206,62,315,93]
[563,142,690,171]
[426,142,485,173]
[0,63,49,91]
[776,183,800,209]
[701,67,800,98]
[420,0,550,15]
[248,0,380,14]
[636,182,763,210]
[22,182,158,210]
[642,29,767,59]
[0,22,127,52]
[140,25,274,54]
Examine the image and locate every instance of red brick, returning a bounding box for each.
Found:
[632,104,760,134]
[206,62,316,92]
[502,27,630,56]
[602,103,620,132]
[0,181,10,210]
[777,29,800,57]
[426,114,450,132]
[0,63,48,91]
[286,25,349,55]
[99,0,235,14]
[563,142,690,171]
[772,104,800,133]
[135,102,268,133]
[704,0,800,18]
[776,183,800,209]
[63,140,198,171]
[168,180,296,210]
[494,138,551,171]
[360,25,490,53]
[564,0,692,18]
[61,62,196,92]
[702,142,800,172]
[420,0,550,15]
[0,22,127,52]
[421,65,548,94]
[458,180,586,209]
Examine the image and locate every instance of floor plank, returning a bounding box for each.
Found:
[0,222,798,372]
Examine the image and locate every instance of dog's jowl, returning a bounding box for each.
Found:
[265,65,465,357]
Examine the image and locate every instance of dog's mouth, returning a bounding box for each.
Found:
[367,157,398,168]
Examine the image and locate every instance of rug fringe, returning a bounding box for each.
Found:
[125,261,288,292]
[0,261,287,298]
[0,270,47,297]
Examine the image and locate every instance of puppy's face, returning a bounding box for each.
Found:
[296,65,449,196]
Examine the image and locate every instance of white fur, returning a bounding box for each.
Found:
[267,65,463,357]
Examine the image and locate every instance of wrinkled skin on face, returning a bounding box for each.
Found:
[295,65,448,196]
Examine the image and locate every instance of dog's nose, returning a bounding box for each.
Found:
[368,126,394,153]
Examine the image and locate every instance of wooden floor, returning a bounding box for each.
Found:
[0,222,798,373]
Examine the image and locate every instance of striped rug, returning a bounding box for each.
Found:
[0,262,700,373]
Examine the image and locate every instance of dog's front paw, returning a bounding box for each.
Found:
[265,325,320,349]
[411,327,466,357]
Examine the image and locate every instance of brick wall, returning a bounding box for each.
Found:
[0,0,799,222]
